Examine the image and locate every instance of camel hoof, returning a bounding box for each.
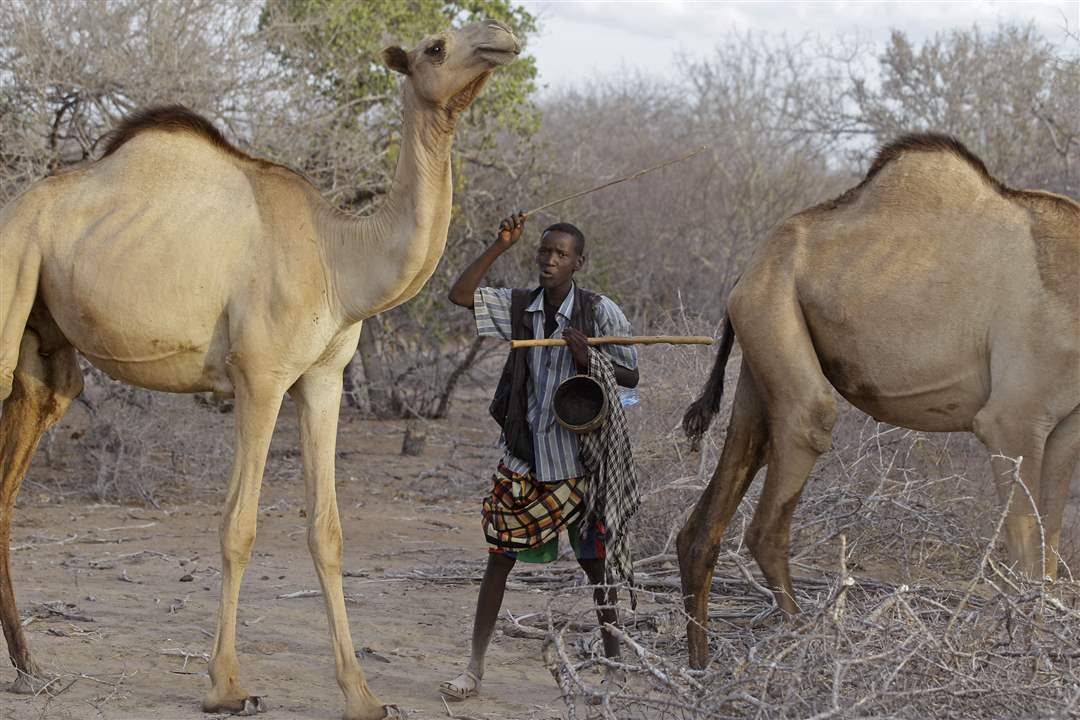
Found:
[203,694,267,715]
[8,671,53,695]
[344,699,402,720]
[237,696,266,715]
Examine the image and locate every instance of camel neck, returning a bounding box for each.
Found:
[318,84,457,323]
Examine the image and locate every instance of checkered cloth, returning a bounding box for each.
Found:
[579,349,640,590]
[482,464,587,550]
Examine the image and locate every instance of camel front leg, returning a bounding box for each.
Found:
[973,406,1048,580]
[203,378,282,715]
[290,371,391,720]
[1040,408,1080,581]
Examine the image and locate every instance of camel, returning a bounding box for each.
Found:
[678,133,1080,669]
[0,20,519,719]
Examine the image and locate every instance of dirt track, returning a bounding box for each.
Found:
[1,403,589,720]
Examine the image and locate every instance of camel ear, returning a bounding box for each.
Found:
[382,46,410,76]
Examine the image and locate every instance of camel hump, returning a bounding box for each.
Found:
[100,105,247,162]
[867,132,1000,189]
[811,132,1012,213]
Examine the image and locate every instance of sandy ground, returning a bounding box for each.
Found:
[0,399,599,720]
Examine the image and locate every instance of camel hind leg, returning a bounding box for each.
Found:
[0,238,41,402]
[677,360,768,669]
[730,280,838,617]
[0,326,83,693]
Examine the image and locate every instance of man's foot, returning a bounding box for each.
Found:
[438,670,480,701]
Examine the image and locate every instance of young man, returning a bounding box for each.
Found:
[440,213,639,700]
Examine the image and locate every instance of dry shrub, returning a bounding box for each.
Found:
[542,562,1080,719]
[32,365,236,506]
[556,314,1080,719]
[543,410,1080,719]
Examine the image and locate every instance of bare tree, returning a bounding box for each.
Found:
[799,23,1080,196]
[0,0,275,203]
[530,35,842,329]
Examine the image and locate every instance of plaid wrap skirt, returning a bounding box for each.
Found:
[482,464,605,562]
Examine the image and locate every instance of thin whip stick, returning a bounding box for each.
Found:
[523,145,709,217]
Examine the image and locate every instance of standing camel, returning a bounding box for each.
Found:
[678,134,1080,669]
[0,21,519,719]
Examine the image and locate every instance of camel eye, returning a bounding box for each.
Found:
[425,42,444,57]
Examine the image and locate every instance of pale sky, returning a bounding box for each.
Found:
[520,1,1079,92]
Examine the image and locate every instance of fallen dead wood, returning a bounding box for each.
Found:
[534,472,1078,720]
[12,533,79,551]
[160,647,210,671]
[276,589,369,604]
[30,601,95,623]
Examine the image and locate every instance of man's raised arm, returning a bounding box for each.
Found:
[448,212,527,308]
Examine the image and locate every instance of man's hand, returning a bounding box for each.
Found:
[563,327,590,371]
[496,212,527,247]
[448,212,527,308]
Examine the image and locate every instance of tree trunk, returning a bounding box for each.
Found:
[342,355,361,410]
[400,419,427,456]
[433,335,486,419]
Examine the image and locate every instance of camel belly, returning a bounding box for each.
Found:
[832,371,984,433]
[35,195,253,393]
[805,311,990,432]
[44,270,233,394]
[39,259,235,394]
[82,350,232,395]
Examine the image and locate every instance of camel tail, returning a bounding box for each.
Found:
[682,315,735,449]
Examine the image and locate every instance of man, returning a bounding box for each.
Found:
[439,213,639,701]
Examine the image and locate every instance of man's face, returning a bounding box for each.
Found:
[536,230,583,291]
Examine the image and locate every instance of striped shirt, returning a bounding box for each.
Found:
[474,283,637,482]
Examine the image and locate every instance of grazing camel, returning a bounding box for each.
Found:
[0,20,519,719]
[678,134,1080,669]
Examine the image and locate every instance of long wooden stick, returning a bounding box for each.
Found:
[510,335,713,349]
[522,145,709,217]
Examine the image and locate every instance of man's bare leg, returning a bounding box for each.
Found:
[577,557,620,659]
[440,552,516,699]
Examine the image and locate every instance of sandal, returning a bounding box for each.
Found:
[439,670,480,701]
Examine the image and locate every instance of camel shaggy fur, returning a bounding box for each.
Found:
[679,134,1080,669]
[0,21,519,720]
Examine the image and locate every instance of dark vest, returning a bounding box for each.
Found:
[489,287,600,466]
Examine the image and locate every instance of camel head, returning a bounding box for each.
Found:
[382,20,520,117]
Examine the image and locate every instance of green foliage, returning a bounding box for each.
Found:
[263,0,539,161]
